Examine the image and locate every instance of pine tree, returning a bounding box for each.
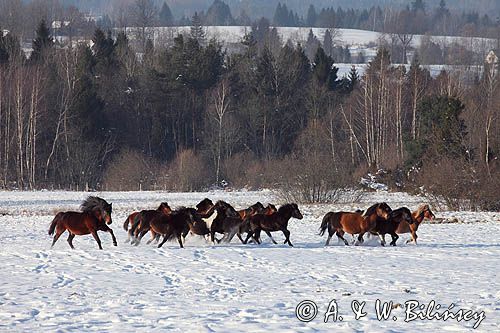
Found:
[411,0,426,14]
[31,19,53,62]
[205,0,234,26]
[306,4,317,27]
[323,29,333,57]
[312,46,339,90]
[159,2,174,26]
[348,65,359,89]
[190,12,205,42]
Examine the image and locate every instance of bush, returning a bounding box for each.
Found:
[103,148,160,191]
[162,149,212,191]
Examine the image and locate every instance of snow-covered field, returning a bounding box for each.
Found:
[0,190,499,332]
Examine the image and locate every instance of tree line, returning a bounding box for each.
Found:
[0,19,498,210]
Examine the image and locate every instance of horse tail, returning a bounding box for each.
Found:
[48,213,62,235]
[123,216,130,231]
[319,212,332,236]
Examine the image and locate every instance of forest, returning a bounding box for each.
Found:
[0,1,498,211]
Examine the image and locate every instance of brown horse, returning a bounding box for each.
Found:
[151,208,202,248]
[371,207,414,246]
[245,203,303,247]
[238,203,277,244]
[319,202,392,246]
[123,211,139,243]
[196,198,214,214]
[48,196,115,250]
[396,204,435,244]
[129,202,172,245]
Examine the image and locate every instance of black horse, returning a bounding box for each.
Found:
[371,207,414,246]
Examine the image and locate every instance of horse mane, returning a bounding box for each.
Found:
[278,203,296,213]
[389,207,412,219]
[415,204,429,217]
[157,202,170,210]
[363,203,385,217]
[80,196,110,213]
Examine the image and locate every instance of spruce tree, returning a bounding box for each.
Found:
[31,19,54,62]
[159,2,174,26]
[190,12,205,43]
[306,4,317,27]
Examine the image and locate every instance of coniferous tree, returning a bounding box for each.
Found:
[205,0,234,26]
[159,2,174,26]
[323,29,333,57]
[190,12,205,43]
[306,4,317,27]
[31,20,53,62]
[312,46,339,90]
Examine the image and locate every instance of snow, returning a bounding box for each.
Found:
[0,190,499,332]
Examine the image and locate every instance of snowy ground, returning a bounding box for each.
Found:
[0,190,499,332]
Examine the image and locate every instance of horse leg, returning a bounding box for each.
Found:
[134,229,149,246]
[146,230,157,245]
[102,225,117,246]
[390,232,399,246]
[210,230,217,245]
[237,232,246,244]
[282,229,293,247]
[90,230,103,250]
[336,230,349,246]
[243,231,253,244]
[176,234,184,248]
[253,229,262,244]
[406,231,418,245]
[265,231,278,244]
[378,233,386,246]
[158,235,168,248]
[356,233,365,246]
[51,225,65,248]
[67,233,75,249]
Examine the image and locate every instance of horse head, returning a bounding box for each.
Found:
[196,198,214,214]
[158,202,172,215]
[375,202,391,220]
[422,204,435,220]
[283,203,303,220]
[81,196,113,225]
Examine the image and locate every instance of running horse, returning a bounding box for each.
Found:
[371,207,414,246]
[319,202,392,246]
[48,196,116,250]
[244,203,303,247]
[396,204,435,244]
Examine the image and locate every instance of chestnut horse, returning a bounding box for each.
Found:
[319,202,392,246]
[129,202,172,245]
[48,196,115,250]
[371,207,414,246]
[396,204,435,244]
[244,203,303,247]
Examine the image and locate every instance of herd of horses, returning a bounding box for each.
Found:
[48,196,435,250]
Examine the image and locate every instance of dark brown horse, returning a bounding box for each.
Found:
[245,203,303,247]
[396,204,435,244]
[371,207,414,246]
[319,202,392,246]
[129,202,172,245]
[196,198,214,214]
[48,196,115,250]
[237,203,277,244]
[151,208,202,248]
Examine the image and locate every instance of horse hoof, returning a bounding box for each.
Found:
[113,243,117,246]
